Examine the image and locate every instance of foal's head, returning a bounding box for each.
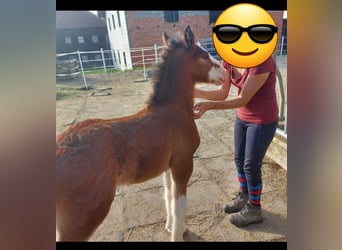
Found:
[161,25,226,84]
[149,26,226,107]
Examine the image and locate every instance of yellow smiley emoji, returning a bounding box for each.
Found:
[212,3,278,68]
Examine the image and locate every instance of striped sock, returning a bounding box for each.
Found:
[249,183,263,206]
[237,172,247,193]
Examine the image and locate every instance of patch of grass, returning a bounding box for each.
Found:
[84,68,121,75]
[56,85,93,100]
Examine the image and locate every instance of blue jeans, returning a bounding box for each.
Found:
[234,116,278,205]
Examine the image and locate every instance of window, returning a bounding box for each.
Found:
[113,50,117,63]
[164,11,179,23]
[78,36,84,44]
[81,55,88,61]
[111,15,116,29]
[91,35,98,43]
[117,52,121,64]
[123,52,126,67]
[65,36,72,44]
[117,11,121,27]
[95,54,102,60]
[108,17,111,31]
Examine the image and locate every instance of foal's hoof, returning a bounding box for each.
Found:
[182,225,188,234]
[165,224,187,234]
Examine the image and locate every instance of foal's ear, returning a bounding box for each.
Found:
[184,25,195,49]
[162,31,173,47]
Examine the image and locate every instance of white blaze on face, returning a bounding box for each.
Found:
[208,54,227,85]
[195,41,226,84]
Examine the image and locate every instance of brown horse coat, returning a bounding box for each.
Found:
[56,26,226,241]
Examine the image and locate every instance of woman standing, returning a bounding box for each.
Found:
[193,55,279,227]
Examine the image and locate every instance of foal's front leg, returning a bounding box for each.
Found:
[163,170,172,232]
[170,185,187,241]
[170,161,193,241]
[163,169,188,241]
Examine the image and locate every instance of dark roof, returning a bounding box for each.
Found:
[56,11,106,30]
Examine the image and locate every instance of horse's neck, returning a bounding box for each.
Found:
[150,72,194,113]
[163,74,194,111]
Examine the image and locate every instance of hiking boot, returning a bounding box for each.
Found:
[229,202,263,227]
[223,192,248,214]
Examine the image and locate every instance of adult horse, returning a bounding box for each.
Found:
[56,26,226,242]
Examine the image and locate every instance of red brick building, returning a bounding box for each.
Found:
[125,11,283,49]
[99,10,285,70]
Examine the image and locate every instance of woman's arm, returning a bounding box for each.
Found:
[193,72,270,119]
[194,69,231,101]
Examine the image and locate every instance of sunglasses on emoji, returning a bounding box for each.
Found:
[212,24,278,44]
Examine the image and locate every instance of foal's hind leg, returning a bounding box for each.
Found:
[56,189,115,241]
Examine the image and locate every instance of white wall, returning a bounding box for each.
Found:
[105,11,133,70]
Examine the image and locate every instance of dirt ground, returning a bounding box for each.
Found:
[56,70,287,242]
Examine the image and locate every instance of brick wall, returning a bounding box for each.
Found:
[126,11,213,48]
[126,10,284,47]
[125,10,285,65]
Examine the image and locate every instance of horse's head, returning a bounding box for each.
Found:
[149,26,227,107]
[162,26,227,85]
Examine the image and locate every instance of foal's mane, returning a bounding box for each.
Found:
[147,35,187,107]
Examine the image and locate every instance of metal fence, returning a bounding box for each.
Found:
[56,39,287,80]
[56,40,287,137]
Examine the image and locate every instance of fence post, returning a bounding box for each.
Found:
[276,65,285,121]
[154,44,158,64]
[77,50,88,89]
[283,113,287,134]
[141,48,147,81]
[280,35,284,55]
[101,48,107,73]
[111,48,116,68]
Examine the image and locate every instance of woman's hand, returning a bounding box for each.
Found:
[193,102,212,119]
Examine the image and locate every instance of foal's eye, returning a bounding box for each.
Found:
[202,53,209,60]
